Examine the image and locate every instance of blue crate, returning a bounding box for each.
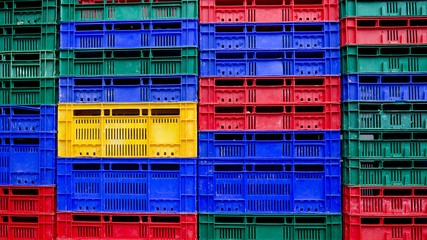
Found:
[199,49,340,77]
[60,20,198,49]
[57,158,196,213]
[200,22,340,51]
[0,105,56,133]
[0,133,56,186]
[59,75,197,103]
[198,158,341,214]
[342,74,427,102]
[199,131,340,159]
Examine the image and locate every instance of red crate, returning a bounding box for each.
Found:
[198,103,340,130]
[0,214,56,240]
[57,212,197,240]
[341,17,427,46]
[200,0,339,23]
[0,186,56,215]
[343,186,427,216]
[344,215,427,240]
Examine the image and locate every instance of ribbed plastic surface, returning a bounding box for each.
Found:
[0,24,58,51]
[0,0,58,25]
[0,105,56,133]
[0,214,56,240]
[0,186,56,214]
[0,51,57,78]
[340,0,427,18]
[0,78,57,105]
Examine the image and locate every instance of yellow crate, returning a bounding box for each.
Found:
[58,102,197,158]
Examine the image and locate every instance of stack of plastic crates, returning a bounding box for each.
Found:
[56,0,198,239]
[198,0,342,239]
[0,0,58,239]
[340,0,427,239]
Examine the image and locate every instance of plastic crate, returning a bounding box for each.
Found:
[59,75,197,103]
[342,102,427,131]
[59,48,198,76]
[200,49,340,77]
[200,0,339,23]
[57,158,196,213]
[198,131,340,159]
[199,103,341,131]
[0,51,56,78]
[343,158,427,186]
[344,215,427,240]
[341,45,427,74]
[60,0,198,21]
[0,78,57,105]
[199,214,342,240]
[60,20,198,49]
[0,0,58,25]
[198,158,341,214]
[340,17,427,46]
[0,105,56,133]
[342,74,427,102]
[0,214,56,240]
[58,102,197,158]
[0,25,57,51]
[200,76,341,105]
[199,22,340,51]
[340,0,427,18]
[57,212,197,240]
[343,185,427,216]
[0,186,55,214]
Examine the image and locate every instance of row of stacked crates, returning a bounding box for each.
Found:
[340,0,427,239]
[198,0,342,239]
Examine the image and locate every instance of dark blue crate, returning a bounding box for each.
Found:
[198,131,340,160]
[200,22,340,51]
[199,49,340,77]
[198,158,341,214]
[0,105,56,133]
[57,158,196,213]
[0,133,56,186]
[59,75,197,103]
[60,20,198,49]
[342,74,427,102]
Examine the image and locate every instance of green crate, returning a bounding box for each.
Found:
[342,102,427,131]
[0,24,58,51]
[0,78,57,105]
[340,0,427,18]
[341,45,427,74]
[59,47,198,77]
[342,130,427,159]
[343,158,427,186]
[0,0,58,25]
[60,0,198,22]
[198,214,342,240]
[0,51,57,78]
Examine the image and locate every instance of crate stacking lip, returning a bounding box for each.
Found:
[200,49,340,77]
[340,0,427,18]
[198,214,342,240]
[344,215,427,240]
[198,131,340,160]
[342,74,427,102]
[343,185,427,216]
[59,47,198,76]
[60,20,198,49]
[59,75,197,103]
[57,158,196,213]
[0,51,56,79]
[340,17,427,46]
[0,105,56,133]
[0,0,58,25]
[198,158,341,214]
[0,214,56,240]
[0,186,56,215]
[0,24,58,51]
[199,0,339,23]
[341,45,427,74]
[199,22,340,51]
[57,212,197,240]
[58,102,197,158]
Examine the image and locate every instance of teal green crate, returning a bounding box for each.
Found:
[343,158,427,186]
[342,130,427,159]
[341,45,427,74]
[340,0,427,18]
[343,102,427,131]
[0,78,57,105]
[0,51,57,78]
[0,24,58,51]
[198,214,342,240]
[60,0,198,22]
[0,0,58,25]
[59,48,198,76]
